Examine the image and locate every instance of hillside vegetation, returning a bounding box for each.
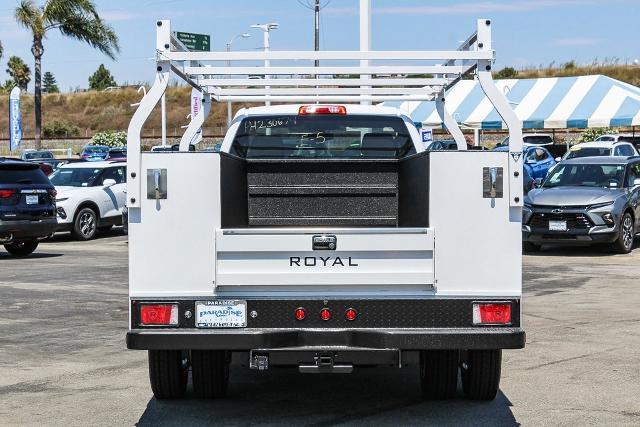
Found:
[0,64,638,140]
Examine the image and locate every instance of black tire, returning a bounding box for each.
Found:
[522,242,540,253]
[4,240,39,257]
[461,349,502,400]
[419,350,459,400]
[191,350,229,399]
[98,224,113,233]
[72,207,98,240]
[612,212,635,254]
[148,350,188,399]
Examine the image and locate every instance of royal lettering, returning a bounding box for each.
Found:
[289,256,358,267]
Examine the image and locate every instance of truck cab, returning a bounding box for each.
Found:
[126,18,524,402]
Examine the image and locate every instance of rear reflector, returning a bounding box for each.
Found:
[320,308,331,321]
[345,308,357,321]
[298,105,347,115]
[473,303,511,325]
[294,307,306,321]
[0,189,16,198]
[140,304,179,326]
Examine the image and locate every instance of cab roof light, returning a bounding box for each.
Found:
[140,303,179,326]
[472,303,511,325]
[298,105,347,115]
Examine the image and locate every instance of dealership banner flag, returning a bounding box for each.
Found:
[9,87,22,151]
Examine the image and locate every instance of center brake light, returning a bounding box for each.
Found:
[472,303,512,325]
[298,105,347,115]
[140,304,179,326]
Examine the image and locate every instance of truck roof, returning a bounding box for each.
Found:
[236,104,406,119]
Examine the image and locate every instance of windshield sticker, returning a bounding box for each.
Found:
[244,118,290,132]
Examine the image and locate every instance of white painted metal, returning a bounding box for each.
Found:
[436,89,467,150]
[198,78,450,87]
[429,151,521,297]
[129,153,220,297]
[179,92,211,151]
[184,65,471,77]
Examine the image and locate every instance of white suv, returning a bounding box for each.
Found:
[49,161,126,240]
[564,140,638,160]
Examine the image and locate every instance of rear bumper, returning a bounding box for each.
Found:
[127,327,525,350]
[0,218,58,241]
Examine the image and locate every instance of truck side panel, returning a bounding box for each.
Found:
[128,152,220,297]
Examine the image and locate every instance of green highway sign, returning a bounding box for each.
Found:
[175,31,211,52]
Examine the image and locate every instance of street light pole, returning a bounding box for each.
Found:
[226,32,251,125]
[251,23,279,106]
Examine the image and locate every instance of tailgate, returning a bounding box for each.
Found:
[215,228,434,288]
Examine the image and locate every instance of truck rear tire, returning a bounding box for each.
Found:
[148,350,188,399]
[419,350,459,400]
[461,349,502,400]
[191,350,229,398]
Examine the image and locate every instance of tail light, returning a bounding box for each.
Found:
[472,303,511,325]
[48,188,57,198]
[345,308,357,321]
[140,304,179,326]
[0,189,16,198]
[320,308,331,321]
[294,307,306,321]
[298,105,347,115]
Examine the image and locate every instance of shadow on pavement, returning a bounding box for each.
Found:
[0,252,63,260]
[47,227,126,243]
[136,367,518,426]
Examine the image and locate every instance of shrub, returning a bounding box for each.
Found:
[578,127,614,143]
[43,120,80,138]
[90,130,127,147]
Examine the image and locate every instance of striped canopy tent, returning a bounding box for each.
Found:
[384,75,640,129]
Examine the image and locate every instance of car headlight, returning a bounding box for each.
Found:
[55,197,69,203]
[588,201,614,210]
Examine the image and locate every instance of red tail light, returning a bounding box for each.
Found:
[345,308,357,321]
[140,304,179,326]
[473,303,511,325]
[298,105,347,115]
[0,189,17,198]
[320,308,331,321]
[48,188,57,198]
[294,307,306,321]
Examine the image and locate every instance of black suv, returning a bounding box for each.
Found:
[0,158,58,256]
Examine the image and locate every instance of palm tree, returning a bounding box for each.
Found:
[15,0,119,149]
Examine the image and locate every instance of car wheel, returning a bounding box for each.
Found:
[461,349,502,400]
[191,350,229,398]
[522,242,540,253]
[4,240,39,257]
[613,212,635,254]
[148,350,188,399]
[419,350,459,400]
[72,207,98,240]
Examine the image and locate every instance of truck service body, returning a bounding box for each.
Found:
[126,19,524,400]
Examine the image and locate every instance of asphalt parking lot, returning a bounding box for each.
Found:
[1,232,639,426]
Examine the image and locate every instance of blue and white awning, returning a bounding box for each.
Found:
[384,75,640,129]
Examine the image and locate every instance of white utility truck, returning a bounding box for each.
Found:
[126,19,524,401]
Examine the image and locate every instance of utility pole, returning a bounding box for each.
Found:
[314,0,320,67]
[225,32,251,125]
[251,23,279,107]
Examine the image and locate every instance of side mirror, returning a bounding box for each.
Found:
[103,179,116,188]
[534,178,543,188]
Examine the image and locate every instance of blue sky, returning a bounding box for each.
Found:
[1,0,639,92]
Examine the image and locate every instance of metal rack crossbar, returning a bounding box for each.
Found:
[127,18,523,210]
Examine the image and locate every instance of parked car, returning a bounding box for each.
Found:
[495,145,556,182]
[150,144,196,152]
[48,160,126,240]
[0,158,58,256]
[498,133,554,147]
[80,145,110,161]
[121,204,128,235]
[20,149,54,161]
[595,134,640,146]
[522,156,640,253]
[108,147,127,159]
[427,140,458,150]
[563,140,638,160]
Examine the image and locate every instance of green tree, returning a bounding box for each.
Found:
[42,71,59,93]
[14,0,120,149]
[0,41,3,60]
[6,56,31,90]
[494,66,518,79]
[88,64,116,91]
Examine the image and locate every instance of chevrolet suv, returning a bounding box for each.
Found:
[0,158,58,256]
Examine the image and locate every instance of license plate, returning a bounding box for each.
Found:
[26,195,39,205]
[549,220,567,231]
[196,300,247,328]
